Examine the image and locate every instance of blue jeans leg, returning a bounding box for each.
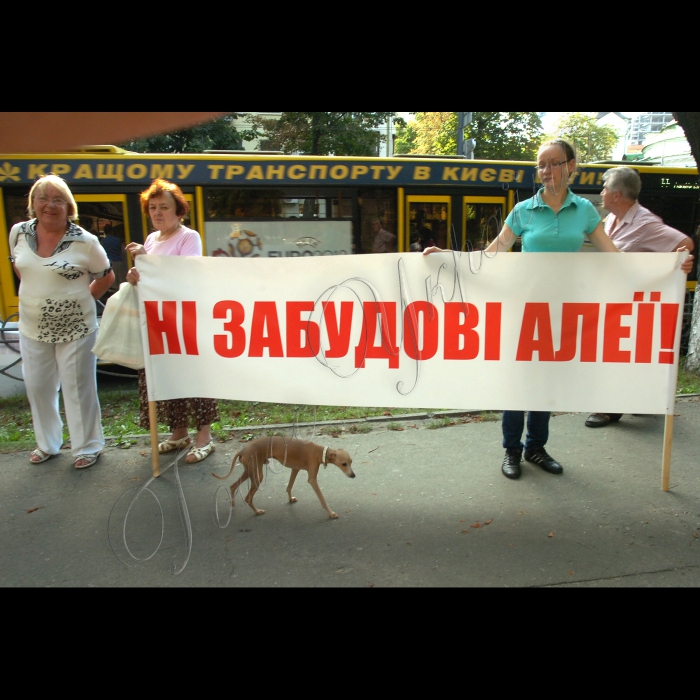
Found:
[525,411,550,452]
[502,411,525,451]
[502,411,551,451]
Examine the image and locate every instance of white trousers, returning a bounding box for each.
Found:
[20,332,105,457]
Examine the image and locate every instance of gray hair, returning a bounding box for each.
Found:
[28,174,78,221]
[603,167,642,201]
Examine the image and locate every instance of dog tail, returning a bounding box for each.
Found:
[211,451,242,481]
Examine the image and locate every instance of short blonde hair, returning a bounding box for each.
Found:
[28,174,78,221]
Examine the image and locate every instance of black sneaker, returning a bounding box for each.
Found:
[501,450,522,480]
[523,448,563,475]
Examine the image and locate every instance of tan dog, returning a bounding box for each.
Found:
[213,437,355,519]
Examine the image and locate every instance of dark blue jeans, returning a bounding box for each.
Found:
[502,411,551,452]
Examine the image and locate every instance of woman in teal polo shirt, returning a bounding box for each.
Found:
[425,139,620,481]
[484,139,620,480]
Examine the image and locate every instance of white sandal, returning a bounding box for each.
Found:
[74,453,101,469]
[158,436,191,454]
[185,441,215,464]
[30,448,56,464]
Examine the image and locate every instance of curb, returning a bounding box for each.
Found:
[104,398,700,444]
[104,409,486,443]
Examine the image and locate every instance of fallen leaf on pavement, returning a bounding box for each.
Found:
[548,532,555,538]
[27,507,44,514]
[484,519,493,526]
[471,523,482,529]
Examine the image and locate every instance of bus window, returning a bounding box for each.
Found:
[3,190,28,230]
[2,189,29,300]
[205,188,352,258]
[638,195,697,236]
[407,196,451,251]
[206,188,332,221]
[75,199,128,238]
[463,197,506,251]
[74,196,131,303]
[332,192,353,220]
[358,188,397,254]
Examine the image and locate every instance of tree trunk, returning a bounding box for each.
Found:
[310,113,322,156]
[673,113,700,372]
[674,113,700,167]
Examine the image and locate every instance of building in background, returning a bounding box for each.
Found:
[639,120,695,167]
[236,112,282,152]
[628,112,674,147]
[595,112,630,160]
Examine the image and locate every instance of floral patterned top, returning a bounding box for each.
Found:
[9,219,112,343]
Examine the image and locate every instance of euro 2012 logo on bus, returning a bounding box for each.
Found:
[213,224,263,258]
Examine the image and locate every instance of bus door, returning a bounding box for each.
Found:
[406,196,451,251]
[75,195,132,296]
[462,197,506,251]
[0,189,18,320]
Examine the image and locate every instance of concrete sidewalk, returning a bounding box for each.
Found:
[1,398,699,587]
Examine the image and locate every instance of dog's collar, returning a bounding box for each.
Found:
[322,446,329,466]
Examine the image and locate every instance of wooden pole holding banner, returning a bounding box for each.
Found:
[149,401,160,478]
[662,414,674,492]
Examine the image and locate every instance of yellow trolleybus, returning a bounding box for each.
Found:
[1,147,698,324]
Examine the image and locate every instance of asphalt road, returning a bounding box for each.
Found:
[1,399,699,587]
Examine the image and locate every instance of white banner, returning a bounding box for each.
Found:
[136,251,688,415]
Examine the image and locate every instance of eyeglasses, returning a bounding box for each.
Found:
[537,160,568,172]
[36,196,68,206]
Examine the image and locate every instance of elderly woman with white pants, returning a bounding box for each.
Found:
[9,174,115,469]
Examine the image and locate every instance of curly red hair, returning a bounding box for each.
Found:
[140,179,190,218]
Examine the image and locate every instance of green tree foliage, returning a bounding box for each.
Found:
[468,112,543,160]
[250,112,405,156]
[396,112,454,155]
[545,113,620,163]
[394,120,418,154]
[399,112,543,160]
[119,114,256,153]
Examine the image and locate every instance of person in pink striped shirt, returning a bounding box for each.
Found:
[586,166,695,428]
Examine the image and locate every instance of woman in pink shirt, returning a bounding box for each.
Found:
[126,179,219,463]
